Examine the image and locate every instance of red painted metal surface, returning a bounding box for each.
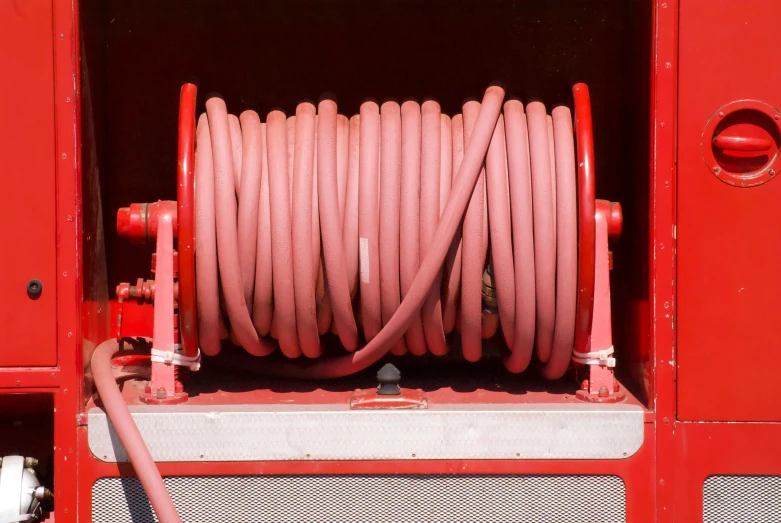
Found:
[6,1,781,522]
[0,0,58,367]
[677,0,781,422]
[651,0,677,520]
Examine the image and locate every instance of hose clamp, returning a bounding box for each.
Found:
[150,344,201,371]
[571,346,616,367]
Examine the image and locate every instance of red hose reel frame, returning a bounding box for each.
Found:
[172,82,601,369]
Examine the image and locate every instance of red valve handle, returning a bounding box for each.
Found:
[177,83,199,359]
[573,83,596,358]
[713,134,773,152]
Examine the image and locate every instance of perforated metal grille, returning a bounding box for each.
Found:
[93,474,626,522]
[704,475,781,523]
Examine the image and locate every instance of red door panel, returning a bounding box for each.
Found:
[678,0,781,421]
[0,0,58,367]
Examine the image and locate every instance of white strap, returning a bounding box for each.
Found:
[150,344,201,371]
[572,345,616,367]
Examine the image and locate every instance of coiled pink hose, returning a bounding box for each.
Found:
[195,86,578,379]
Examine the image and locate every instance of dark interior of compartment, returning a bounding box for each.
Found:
[80,0,652,400]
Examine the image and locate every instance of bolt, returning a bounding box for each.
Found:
[27,279,43,299]
[598,386,609,398]
[156,387,167,399]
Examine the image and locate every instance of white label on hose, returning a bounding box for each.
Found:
[360,237,370,284]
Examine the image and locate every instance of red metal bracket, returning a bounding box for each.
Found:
[575,200,625,403]
[139,213,188,405]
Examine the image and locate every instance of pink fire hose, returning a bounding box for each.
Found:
[92,339,182,523]
[190,85,579,379]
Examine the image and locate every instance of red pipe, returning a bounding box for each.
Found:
[176,85,199,359]
[573,83,597,359]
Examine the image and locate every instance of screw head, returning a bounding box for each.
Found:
[27,279,43,299]
[156,388,167,399]
[598,386,609,398]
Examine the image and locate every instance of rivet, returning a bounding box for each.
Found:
[15,381,21,387]
[661,2,667,7]
[660,122,665,128]
[65,97,70,103]
[664,417,670,425]
[770,169,776,176]
[660,479,665,486]
[665,62,671,69]
[67,215,73,222]
[713,166,721,174]
[67,332,73,338]
[775,114,780,121]
[718,111,724,117]
[59,34,64,40]
[61,153,67,159]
